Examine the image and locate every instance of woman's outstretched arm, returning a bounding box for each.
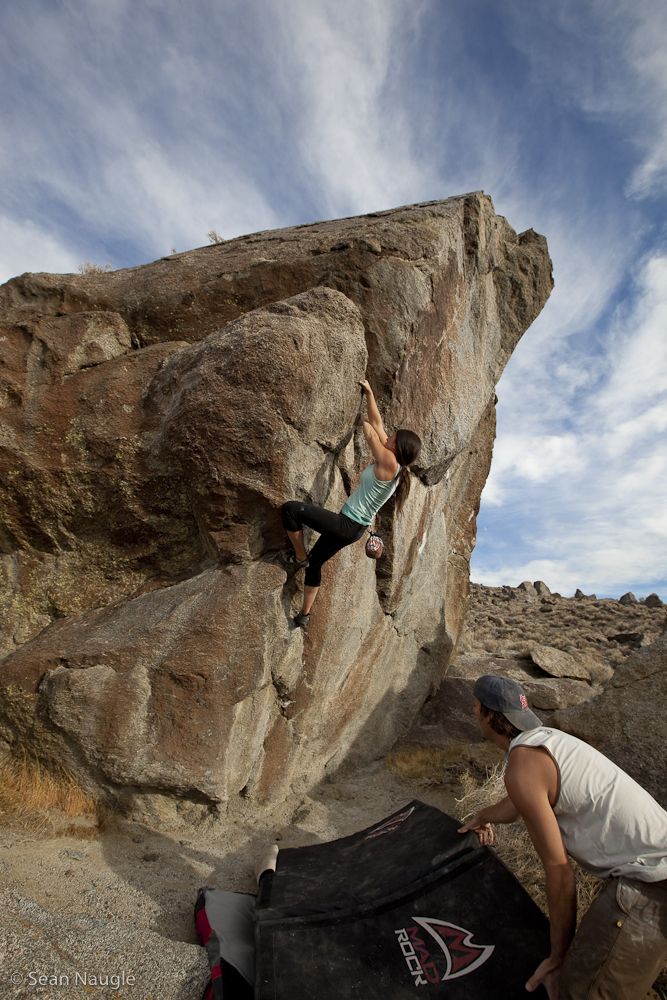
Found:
[360,417,398,480]
[359,379,387,444]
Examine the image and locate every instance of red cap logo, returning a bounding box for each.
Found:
[520,694,528,709]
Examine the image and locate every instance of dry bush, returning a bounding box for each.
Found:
[207,229,225,244]
[391,748,605,924]
[77,261,113,274]
[0,752,103,835]
[387,740,504,787]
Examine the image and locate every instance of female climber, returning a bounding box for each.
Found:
[279,379,421,628]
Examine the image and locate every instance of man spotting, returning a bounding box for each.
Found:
[458,674,667,1000]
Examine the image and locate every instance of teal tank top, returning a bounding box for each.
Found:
[340,464,400,525]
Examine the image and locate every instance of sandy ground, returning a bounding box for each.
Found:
[0,760,462,1000]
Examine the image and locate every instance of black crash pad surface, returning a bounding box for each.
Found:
[260,800,479,917]
[255,801,550,999]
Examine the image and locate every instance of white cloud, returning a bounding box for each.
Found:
[624,1,667,197]
[503,0,667,201]
[0,2,291,271]
[473,253,667,597]
[0,215,79,284]
[594,255,667,419]
[275,0,436,217]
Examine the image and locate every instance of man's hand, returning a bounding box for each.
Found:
[457,795,520,840]
[526,955,562,999]
[457,813,494,846]
[358,378,372,394]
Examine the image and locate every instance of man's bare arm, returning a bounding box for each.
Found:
[505,748,576,999]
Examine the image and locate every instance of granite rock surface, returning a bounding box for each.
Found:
[553,627,667,808]
[0,888,209,1000]
[0,194,552,822]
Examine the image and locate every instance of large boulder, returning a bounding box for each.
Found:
[0,194,552,823]
[530,644,591,680]
[553,629,667,808]
[0,889,208,1000]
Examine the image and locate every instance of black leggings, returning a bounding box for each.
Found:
[281,501,367,587]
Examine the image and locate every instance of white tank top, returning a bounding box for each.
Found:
[509,728,667,881]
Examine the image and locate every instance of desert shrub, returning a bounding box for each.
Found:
[387,740,504,787]
[454,762,604,921]
[77,261,112,274]
[0,751,100,834]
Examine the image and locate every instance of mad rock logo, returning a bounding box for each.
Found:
[395,918,494,986]
[365,806,415,840]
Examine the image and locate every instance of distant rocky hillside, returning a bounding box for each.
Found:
[0,194,553,825]
[402,580,667,806]
[462,581,665,671]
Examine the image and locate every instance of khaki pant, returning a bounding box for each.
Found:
[560,877,667,1000]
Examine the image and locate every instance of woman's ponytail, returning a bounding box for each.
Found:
[393,429,422,515]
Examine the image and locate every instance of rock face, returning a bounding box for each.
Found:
[553,628,667,808]
[0,194,553,823]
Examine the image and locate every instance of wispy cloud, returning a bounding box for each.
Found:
[0,0,665,595]
[0,0,431,278]
[473,251,667,597]
[272,0,433,218]
[469,0,667,598]
[0,214,80,280]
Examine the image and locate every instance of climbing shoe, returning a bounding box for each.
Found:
[293,613,310,629]
[278,549,309,572]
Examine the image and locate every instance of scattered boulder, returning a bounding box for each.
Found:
[460,583,665,675]
[574,589,596,600]
[530,644,591,681]
[403,654,547,746]
[533,581,551,596]
[518,581,538,597]
[522,677,597,711]
[644,593,664,609]
[404,650,596,748]
[408,581,666,752]
[619,592,638,606]
[608,632,642,646]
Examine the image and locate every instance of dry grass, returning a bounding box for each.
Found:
[0,752,104,836]
[390,746,611,926]
[77,261,113,274]
[387,740,505,787]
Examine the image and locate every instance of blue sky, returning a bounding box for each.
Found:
[1,0,665,599]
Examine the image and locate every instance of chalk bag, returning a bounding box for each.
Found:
[365,529,384,559]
